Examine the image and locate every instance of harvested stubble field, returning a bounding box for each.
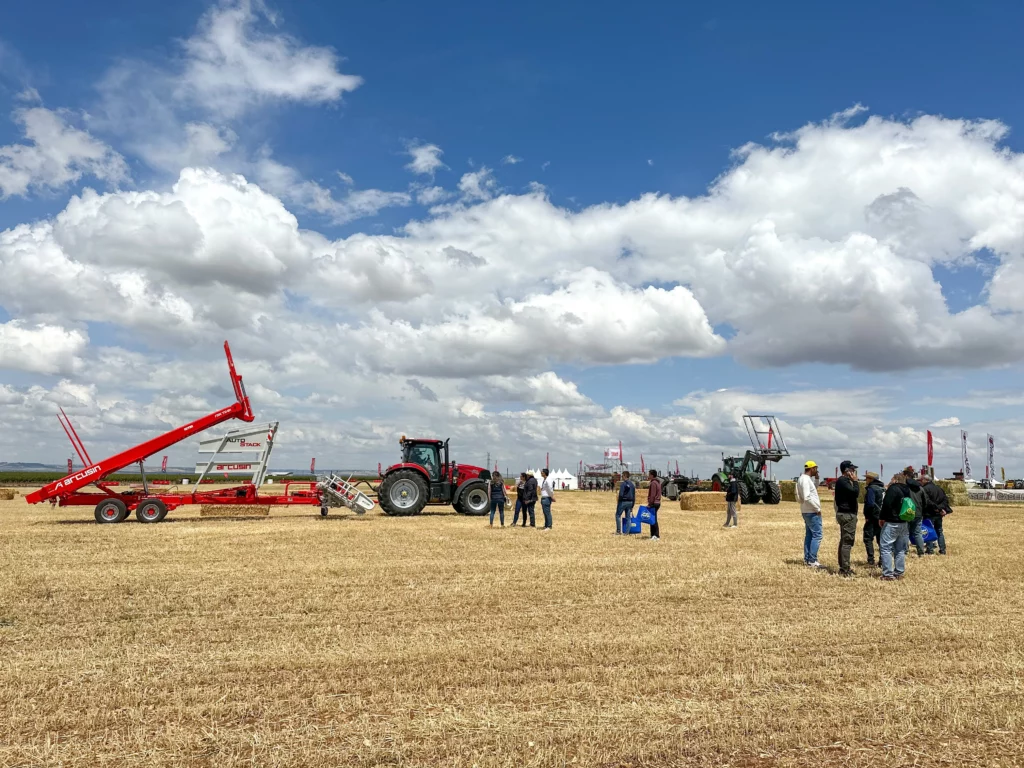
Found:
[2,490,1024,767]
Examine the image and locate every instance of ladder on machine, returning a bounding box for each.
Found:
[318,474,375,515]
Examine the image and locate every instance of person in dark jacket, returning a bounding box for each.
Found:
[616,471,636,534]
[921,475,951,555]
[903,466,926,557]
[724,474,740,527]
[879,471,913,580]
[647,469,662,541]
[512,473,527,526]
[833,460,860,576]
[862,471,885,566]
[522,472,538,528]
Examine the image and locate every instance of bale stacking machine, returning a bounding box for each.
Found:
[25,342,373,523]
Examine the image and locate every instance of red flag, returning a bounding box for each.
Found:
[927,430,934,467]
[641,454,645,473]
[619,440,623,465]
[161,455,168,472]
[546,452,549,470]
[676,460,680,475]
[67,458,73,473]
[310,458,316,474]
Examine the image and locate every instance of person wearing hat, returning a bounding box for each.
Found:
[796,460,824,568]
[862,471,885,566]
[834,460,861,577]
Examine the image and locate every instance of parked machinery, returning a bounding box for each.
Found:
[710,415,789,505]
[376,436,491,516]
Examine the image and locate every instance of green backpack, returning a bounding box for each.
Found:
[899,496,917,522]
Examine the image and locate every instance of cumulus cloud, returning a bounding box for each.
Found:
[501,155,522,165]
[405,142,445,175]
[458,167,497,201]
[930,416,961,427]
[0,322,88,375]
[0,107,129,199]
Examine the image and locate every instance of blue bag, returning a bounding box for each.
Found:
[921,517,938,544]
[637,505,657,525]
[623,515,642,534]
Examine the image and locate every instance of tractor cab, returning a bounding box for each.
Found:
[397,437,452,502]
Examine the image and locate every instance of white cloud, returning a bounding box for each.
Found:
[255,153,410,224]
[501,155,522,165]
[647,159,653,166]
[405,142,446,176]
[0,107,129,199]
[179,0,363,117]
[0,322,88,375]
[930,416,961,428]
[458,167,497,201]
[414,185,450,205]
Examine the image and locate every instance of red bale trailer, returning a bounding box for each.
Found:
[25,341,373,523]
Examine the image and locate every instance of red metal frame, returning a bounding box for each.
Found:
[25,342,321,515]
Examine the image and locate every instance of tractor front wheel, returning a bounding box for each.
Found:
[95,498,129,524]
[458,481,490,516]
[739,482,753,505]
[763,482,782,505]
[379,469,429,516]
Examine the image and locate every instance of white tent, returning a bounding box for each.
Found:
[530,467,577,490]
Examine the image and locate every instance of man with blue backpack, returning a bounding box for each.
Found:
[879,468,921,580]
[615,471,636,534]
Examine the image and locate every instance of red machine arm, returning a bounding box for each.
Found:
[26,342,254,505]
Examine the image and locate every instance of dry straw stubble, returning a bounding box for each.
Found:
[2,487,1023,767]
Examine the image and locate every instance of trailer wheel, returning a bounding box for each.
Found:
[95,498,129,524]
[320,506,328,517]
[135,498,168,523]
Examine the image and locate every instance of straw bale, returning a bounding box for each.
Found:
[679,492,726,511]
[0,488,16,500]
[948,492,971,507]
[779,480,796,502]
[200,504,270,517]
[937,479,967,495]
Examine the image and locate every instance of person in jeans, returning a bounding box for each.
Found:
[512,473,527,526]
[903,466,926,557]
[920,475,951,555]
[488,471,508,527]
[539,468,554,531]
[834,460,860,577]
[862,471,885,566]
[616,471,636,534]
[646,469,662,540]
[879,471,912,580]
[522,471,538,528]
[724,473,740,527]
[796,460,823,568]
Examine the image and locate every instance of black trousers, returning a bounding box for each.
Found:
[649,503,661,538]
[925,514,947,553]
[863,516,882,562]
[836,512,858,574]
[523,501,536,527]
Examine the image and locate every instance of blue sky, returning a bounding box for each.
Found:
[1,0,1023,477]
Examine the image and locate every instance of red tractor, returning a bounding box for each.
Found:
[377,436,491,517]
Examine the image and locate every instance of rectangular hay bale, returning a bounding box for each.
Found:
[779,480,796,502]
[0,488,16,500]
[679,492,726,511]
[200,504,270,518]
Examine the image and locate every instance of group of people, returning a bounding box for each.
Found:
[614,470,662,540]
[796,460,952,580]
[486,470,554,531]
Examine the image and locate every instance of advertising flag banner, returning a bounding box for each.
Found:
[987,435,995,480]
[962,431,972,478]
[310,458,316,475]
[161,455,168,472]
[604,446,621,460]
[67,458,73,473]
[927,431,933,467]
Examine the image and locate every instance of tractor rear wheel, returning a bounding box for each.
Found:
[763,482,782,505]
[712,476,723,492]
[95,498,129,524]
[378,469,429,516]
[135,498,168,523]
[739,482,754,505]
[458,481,490,516]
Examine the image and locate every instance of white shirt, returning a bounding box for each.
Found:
[541,478,553,498]
[796,474,821,514]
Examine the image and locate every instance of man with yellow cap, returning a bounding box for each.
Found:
[796,460,824,568]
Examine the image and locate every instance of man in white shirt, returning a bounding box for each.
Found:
[539,468,554,531]
[796,460,824,568]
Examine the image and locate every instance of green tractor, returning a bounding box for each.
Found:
[710,415,789,505]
